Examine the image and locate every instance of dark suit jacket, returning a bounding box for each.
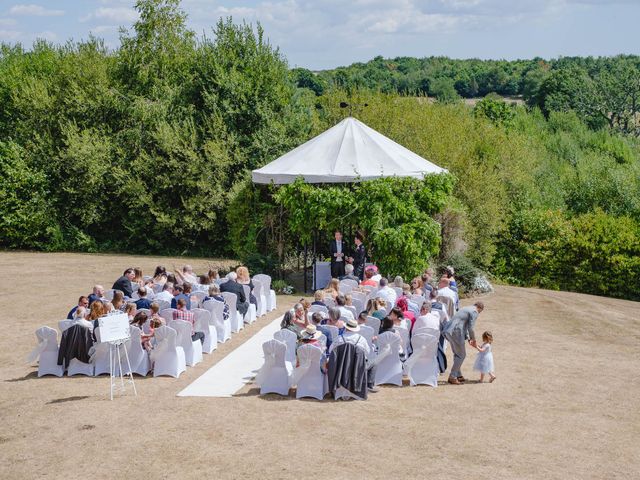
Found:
[112,276,133,297]
[352,244,367,279]
[57,324,94,368]
[327,342,368,400]
[220,280,247,304]
[329,240,349,266]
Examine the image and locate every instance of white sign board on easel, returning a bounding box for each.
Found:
[97,313,130,343]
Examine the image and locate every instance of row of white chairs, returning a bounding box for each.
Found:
[255,329,440,400]
[30,275,278,378]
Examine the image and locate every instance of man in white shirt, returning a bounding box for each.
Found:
[154,282,174,303]
[330,318,377,391]
[413,301,441,332]
[335,294,355,321]
[437,275,457,304]
[376,277,397,307]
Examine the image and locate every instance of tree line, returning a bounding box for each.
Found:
[1,0,638,299]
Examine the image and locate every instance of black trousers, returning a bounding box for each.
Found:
[191,332,205,344]
[331,261,345,279]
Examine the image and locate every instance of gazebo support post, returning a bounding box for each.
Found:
[303,243,308,293]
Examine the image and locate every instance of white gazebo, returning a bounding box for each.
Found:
[251,116,447,184]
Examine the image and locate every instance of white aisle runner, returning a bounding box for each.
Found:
[177,315,284,397]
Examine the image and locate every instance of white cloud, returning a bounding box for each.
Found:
[81,7,139,23]
[0,29,22,41]
[0,18,18,26]
[9,4,64,16]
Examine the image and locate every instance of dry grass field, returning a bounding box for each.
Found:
[0,251,638,479]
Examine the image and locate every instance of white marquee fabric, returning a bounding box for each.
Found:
[251,116,447,184]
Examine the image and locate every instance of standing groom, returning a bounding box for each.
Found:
[442,301,484,384]
[330,230,347,279]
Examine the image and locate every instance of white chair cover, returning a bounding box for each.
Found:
[293,344,326,400]
[365,316,381,333]
[91,327,116,376]
[410,294,425,306]
[252,278,267,317]
[253,274,276,311]
[392,287,403,298]
[221,291,243,333]
[309,304,328,315]
[437,295,455,319]
[346,306,358,318]
[351,299,364,315]
[338,284,352,295]
[58,319,74,333]
[192,308,217,354]
[396,326,411,357]
[151,326,186,378]
[273,329,298,366]
[404,333,439,387]
[358,324,376,362]
[202,299,231,343]
[255,339,290,396]
[323,297,336,308]
[28,326,64,377]
[373,331,403,386]
[323,325,339,342]
[341,279,359,289]
[160,308,176,325]
[67,357,95,377]
[170,320,203,367]
[123,325,150,376]
[350,291,366,303]
[155,299,171,311]
[191,291,206,308]
[104,289,117,301]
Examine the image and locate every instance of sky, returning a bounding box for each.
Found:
[0,0,638,70]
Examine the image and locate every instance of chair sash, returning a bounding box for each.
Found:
[26,338,48,363]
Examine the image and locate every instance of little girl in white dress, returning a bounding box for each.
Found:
[473,331,496,383]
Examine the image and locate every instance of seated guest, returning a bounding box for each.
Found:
[175,264,198,285]
[421,268,435,293]
[207,269,219,284]
[445,266,458,292]
[360,267,378,287]
[149,302,165,326]
[393,276,404,288]
[429,288,449,322]
[67,296,89,319]
[153,266,167,286]
[236,266,257,309]
[134,287,152,310]
[329,317,377,392]
[166,273,178,286]
[370,266,382,283]
[88,285,105,306]
[203,284,230,321]
[379,316,395,334]
[298,324,323,350]
[326,307,342,327]
[339,264,360,283]
[112,268,135,298]
[219,272,249,318]
[310,312,333,350]
[86,301,105,338]
[396,297,416,329]
[71,306,93,331]
[366,298,387,320]
[293,302,307,329]
[130,311,150,350]
[171,284,191,310]
[344,293,354,307]
[154,283,174,303]
[389,307,409,330]
[111,291,125,312]
[132,267,144,289]
[414,301,441,331]
[357,311,368,325]
[324,278,340,299]
[280,309,302,339]
[376,278,397,307]
[411,277,425,296]
[311,290,326,307]
[173,298,204,344]
[335,294,354,321]
[198,274,209,285]
[124,302,137,321]
[102,301,114,315]
[437,275,458,305]
[299,298,312,318]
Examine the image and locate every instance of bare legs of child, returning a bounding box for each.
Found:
[479,373,497,383]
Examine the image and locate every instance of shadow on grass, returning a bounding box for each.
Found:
[47,395,90,404]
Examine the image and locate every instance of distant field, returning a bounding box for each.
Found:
[1,251,638,479]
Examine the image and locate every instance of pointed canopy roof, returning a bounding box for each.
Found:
[251,117,447,184]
